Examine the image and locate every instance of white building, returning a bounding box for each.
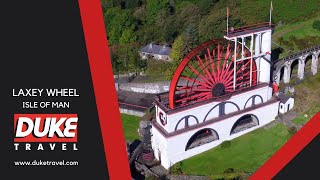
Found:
[150,22,294,169]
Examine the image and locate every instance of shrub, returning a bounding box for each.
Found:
[169,161,183,175]
[224,168,235,173]
[288,126,297,135]
[221,141,231,149]
[212,173,244,180]
[312,20,320,31]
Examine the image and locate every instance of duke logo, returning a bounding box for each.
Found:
[14,114,78,142]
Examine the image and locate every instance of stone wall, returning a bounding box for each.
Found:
[113,71,145,79]
[119,81,171,94]
[119,108,145,117]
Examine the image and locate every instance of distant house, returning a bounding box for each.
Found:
[139,43,172,61]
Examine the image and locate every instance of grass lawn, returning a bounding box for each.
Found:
[290,72,320,126]
[292,115,308,126]
[273,14,320,41]
[292,104,320,126]
[121,114,141,141]
[180,124,290,176]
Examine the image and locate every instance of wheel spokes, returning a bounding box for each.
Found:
[171,40,257,108]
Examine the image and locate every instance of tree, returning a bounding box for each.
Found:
[119,29,137,44]
[166,36,186,79]
[110,51,126,74]
[102,0,122,8]
[104,7,139,73]
[105,8,137,45]
[137,59,147,70]
[170,36,185,63]
[183,24,198,53]
[197,0,219,15]
[176,1,201,29]
[133,5,147,23]
[155,10,178,43]
[101,0,109,12]
[123,0,142,9]
[102,0,245,76]
[155,9,168,27]
[146,0,170,24]
[127,47,140,70]
[198,1,241,42]
[198,9,225,41]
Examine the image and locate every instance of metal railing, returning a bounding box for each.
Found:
[228,22,274,34]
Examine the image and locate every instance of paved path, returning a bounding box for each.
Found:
[278,111,304,130]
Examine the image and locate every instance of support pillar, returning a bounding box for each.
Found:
[260,30,272,83]
[297,55,307,80]
[311,51,320,75]
[283,65,291,84]
[254,33,261,84]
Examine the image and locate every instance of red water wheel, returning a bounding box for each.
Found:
[168,39,257,109]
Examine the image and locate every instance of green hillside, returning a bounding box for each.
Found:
[240,0,320,25]
[102,0,320,78]
[272,14,320,57]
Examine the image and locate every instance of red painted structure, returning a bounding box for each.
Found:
[272,82,279,94]
[169,39,257,109]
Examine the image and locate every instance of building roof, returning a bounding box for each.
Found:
[278,93,291,103]
[224,22,274,39]
[140,43,171,56]
[117,90,156,112]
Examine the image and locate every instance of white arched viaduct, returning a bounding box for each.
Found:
[273,46,320,85]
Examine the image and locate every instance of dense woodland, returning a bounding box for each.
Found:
[101,0,320,79]
[102,0,242,77]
